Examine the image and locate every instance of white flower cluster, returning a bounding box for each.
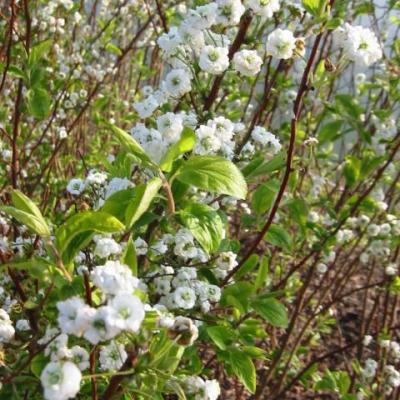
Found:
[194,116,239,158]
[130,112,197,162]
[245,0,280,19]
[94,236,121,258]
[334,23,383,67]
[39,261,145,399]
[67,169,132,208]
[362,338,400,394]
[251,126,282,154]
[133,0,268,120]
[362,358,378,379]
[154,266,221,313]
[182,376,221,400]
[0,309,15,343]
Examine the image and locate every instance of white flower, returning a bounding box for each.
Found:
[251,126,281,153]
[66,178,85,196]
[380,223,391,236]
[157,27,182,57]
[199,46,229,75]
[83,306,121,344]
[154,277,172,295]
[246,0,280,19]
[232,49,263,77]
[109,293,145,333]
[134,96,159,119]
[266,28,296,59]
[208,116,235,141]
[199,284,221,303]
[183,376,221,400]
[40,361,81,400]
[172,316,199,345]
[174,229,198,259]
[44,333,70,361]
[385,365,400,389]
[105,177,132,199]
[203,379,221,400]
[164,68,192,98]
[157,112,183,144]
[216,0,245,26]
[86,169,107,186]
[363,335,373,346]
[99,341,128,371]
[367,224,380,237]
[0,309,14,343]
[94,237,122,258]
[57,297,92,337]
[70,346,90,371]
[173,287,197,309]
[316,262,328,274]
[336,24,382,67]
[91,260,139,296]
[362,358,378,379]
[183,376,205,395]
[134,237,148,255]
[194,125,221,155]
[179,23,205,54]
[185,4,218,31]
[16,319,30,331]
[385,263,398,276]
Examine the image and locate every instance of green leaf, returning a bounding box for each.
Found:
[101,188,136,222]
[206,325,235,350]
[246,153,285,179]
[3,257,54,281]
[251,298,288,328]
[287,198,309,227]
[26,87,51,119]
[315,370,351,395]
[122,238,138,276]
[179,203,224,254]
[229,349,256,393]
[110,124,157,168]
[28,40,52,66]
[302,0,326,16]
[264,224,292,252]
[61,231,94,265]
[159,127,196,172]
[343,156,361,188]
[221,282,254,313]
[252,180,279,215]
[0,206,50,237]
[318,120,343,144]
[125,177,162,229]
[326,17,344,29]
[11,190,49,231]
[8,65,26,80]
[55,211,125,255]
[2,189,50,236]
[254,256,269,290]
[235,254,259,280]
[31,354,49,378]
[335,95,362,119]
[175,156,247,199]
[105,43,123,56]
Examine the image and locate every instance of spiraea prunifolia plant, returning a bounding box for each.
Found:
[0,0,400,399]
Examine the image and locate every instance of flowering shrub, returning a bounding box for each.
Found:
[0,0,399,399]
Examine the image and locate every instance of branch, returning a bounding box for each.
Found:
[203,11,253,112]
[222,31,325,285]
